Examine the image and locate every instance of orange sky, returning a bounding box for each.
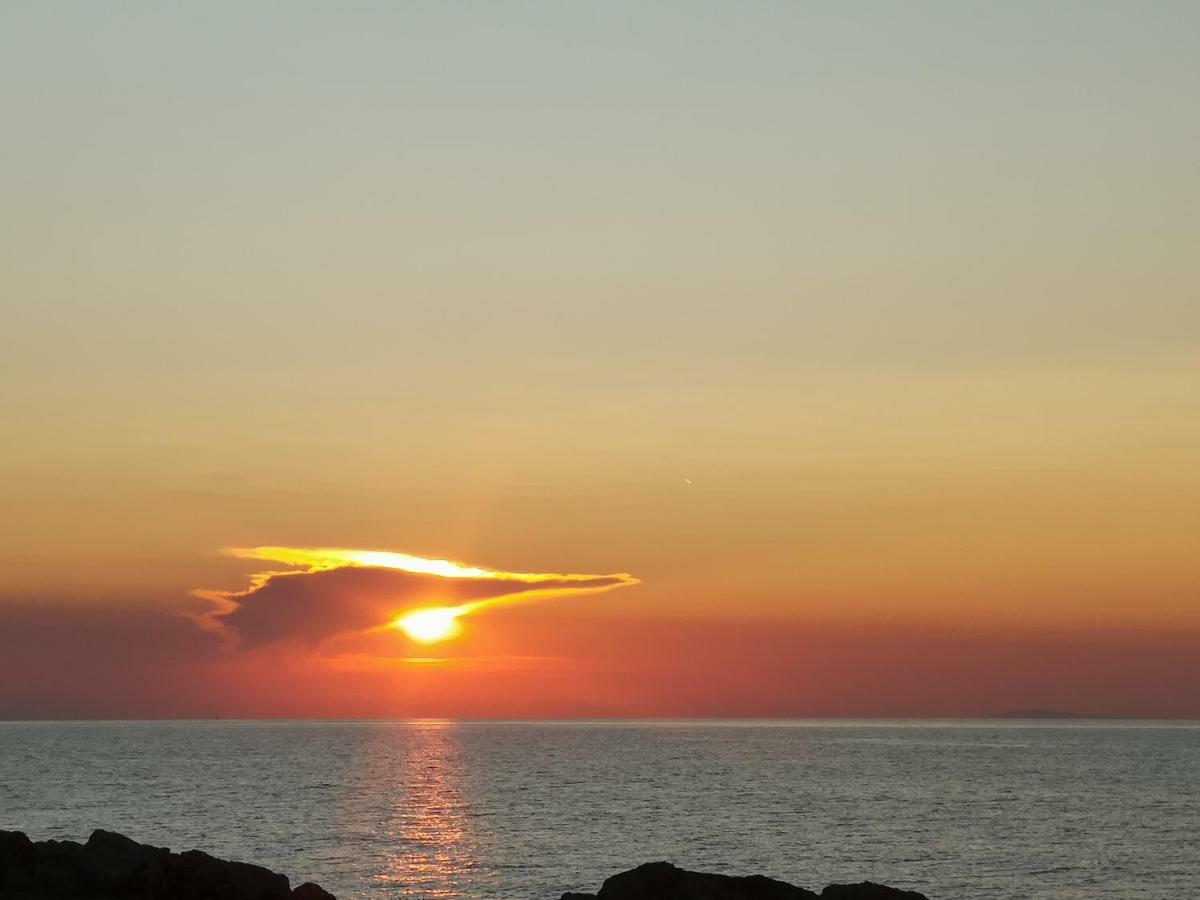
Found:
[2,595,1199,719]
[1,543,1197,719]
[2,4,1199,718]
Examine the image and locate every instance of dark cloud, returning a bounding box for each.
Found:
[203,565,629,648]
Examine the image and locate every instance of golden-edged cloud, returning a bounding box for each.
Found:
[196,546,638,650]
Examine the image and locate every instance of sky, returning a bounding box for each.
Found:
[1,2,1198,718]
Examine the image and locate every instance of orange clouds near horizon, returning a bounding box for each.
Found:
[3,599,1199,720]
[2,541,1198,721]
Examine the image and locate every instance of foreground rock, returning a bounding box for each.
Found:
[561,861,928,900]
[0,829,334,900]
[2,830,927,899]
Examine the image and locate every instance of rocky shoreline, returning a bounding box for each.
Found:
[0,830,331,900]
[1,830,929,899]
[560,861,929,899]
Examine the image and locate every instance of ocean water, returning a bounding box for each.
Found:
[1,721,1197,899]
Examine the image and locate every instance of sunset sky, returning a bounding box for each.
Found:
[2,2,1198,718]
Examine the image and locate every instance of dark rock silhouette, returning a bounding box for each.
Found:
[822,883,928,899]
[560,861,928,900]
[0,829,335,900]
[290,884,336,900]
[3,830,928,899]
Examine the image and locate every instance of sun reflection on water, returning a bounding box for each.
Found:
[372,721,478,898]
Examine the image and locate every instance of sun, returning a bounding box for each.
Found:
[394,607,463,643]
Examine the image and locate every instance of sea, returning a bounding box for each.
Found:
[1,720,1197,899]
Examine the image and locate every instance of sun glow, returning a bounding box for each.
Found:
[202,546,639,648]
[394,607,465,643]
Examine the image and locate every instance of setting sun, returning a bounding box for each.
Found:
[394,608,464,644]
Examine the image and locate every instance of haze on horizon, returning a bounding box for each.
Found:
[2,2,1198,719]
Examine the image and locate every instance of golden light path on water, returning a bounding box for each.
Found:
[222,546,639,644]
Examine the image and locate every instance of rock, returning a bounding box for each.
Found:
[590,861,818,899]
[0,828,335,899]
[0,831,36,867]
[822,883,930,899]
[86,829,167,859]
[78,829,169,893]
[0,831,37,893]
[560,862,929,900]
[293,883,338,900]
[31,840,89,895]
[3,830,931,900]
[175,848,293,899]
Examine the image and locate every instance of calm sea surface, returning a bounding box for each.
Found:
[1,721,1197,898]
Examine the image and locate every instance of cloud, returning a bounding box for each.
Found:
[196,546,638,649]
